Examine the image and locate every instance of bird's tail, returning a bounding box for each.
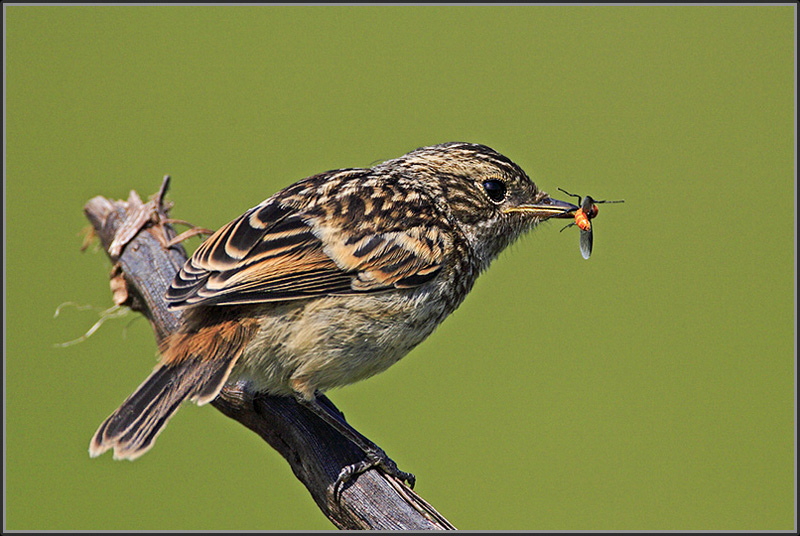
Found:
[89,351,241,461]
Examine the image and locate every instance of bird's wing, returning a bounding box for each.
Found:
[166,193,449,307]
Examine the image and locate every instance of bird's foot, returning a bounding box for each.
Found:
[333,446,415,497]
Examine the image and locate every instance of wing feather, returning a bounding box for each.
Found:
[166,191,449,308]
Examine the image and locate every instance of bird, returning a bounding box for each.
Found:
[89,142,578,483]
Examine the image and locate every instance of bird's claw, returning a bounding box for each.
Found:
[332,449,416,498]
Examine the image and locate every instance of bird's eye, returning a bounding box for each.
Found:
[482,179,507,203]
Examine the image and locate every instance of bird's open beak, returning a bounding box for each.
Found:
[503,196,579,221]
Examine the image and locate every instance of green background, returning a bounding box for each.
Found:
[5,5,795,531]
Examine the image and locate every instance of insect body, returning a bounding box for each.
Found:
[558,188,623,259]
[573,204,594,232]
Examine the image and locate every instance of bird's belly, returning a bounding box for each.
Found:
[229,287,451,398]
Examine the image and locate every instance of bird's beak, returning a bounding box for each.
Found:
[503,196,579,221]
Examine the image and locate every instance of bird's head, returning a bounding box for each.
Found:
[380,142,578,268]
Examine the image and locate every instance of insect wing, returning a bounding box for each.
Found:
[579,226,593,259]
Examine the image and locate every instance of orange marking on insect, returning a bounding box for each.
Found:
[574,208,592,231]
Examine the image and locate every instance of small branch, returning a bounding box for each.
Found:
[82,177,454,530]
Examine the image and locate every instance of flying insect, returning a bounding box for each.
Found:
[558,188,624,259]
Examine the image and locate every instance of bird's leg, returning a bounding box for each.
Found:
[297,395,416,493]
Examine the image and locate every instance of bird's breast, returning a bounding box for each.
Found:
[230,278,465,397]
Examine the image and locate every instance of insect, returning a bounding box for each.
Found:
[558,188,624,259]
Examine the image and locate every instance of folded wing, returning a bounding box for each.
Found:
[166,189,449,308]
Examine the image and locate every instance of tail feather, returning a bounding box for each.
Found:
[112,385,187,460]
[90,315,259,461]
[89,354,239,461]
[191,351,242,405]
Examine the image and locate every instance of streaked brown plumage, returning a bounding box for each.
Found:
[90,142,577,469]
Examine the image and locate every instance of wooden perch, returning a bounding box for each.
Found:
[83,177,455,530]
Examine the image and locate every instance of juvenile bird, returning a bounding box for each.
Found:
[89,142,577,480]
